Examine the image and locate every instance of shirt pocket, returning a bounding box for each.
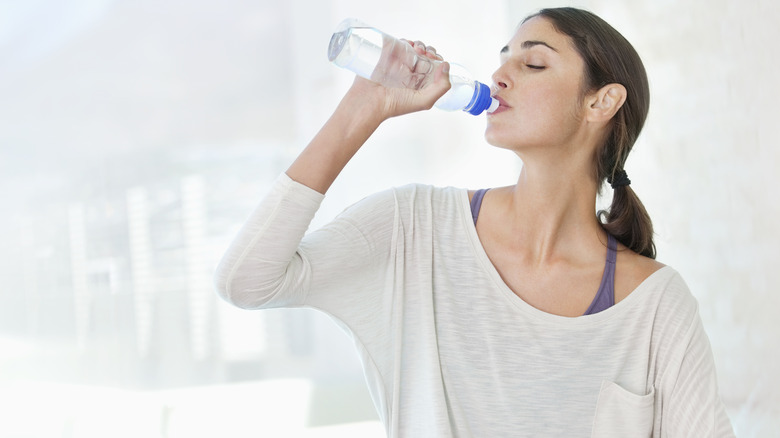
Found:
[591,380,655,438]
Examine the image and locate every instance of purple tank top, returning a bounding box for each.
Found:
[470,188,617,315]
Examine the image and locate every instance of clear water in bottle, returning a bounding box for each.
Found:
[328,18,497,115]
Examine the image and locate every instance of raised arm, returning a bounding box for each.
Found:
[214,42,450,309]
[287,45,451,194]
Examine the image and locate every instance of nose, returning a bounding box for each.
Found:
[492,80,508,95]
[491,66,510,94]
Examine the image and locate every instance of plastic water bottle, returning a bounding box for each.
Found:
[327,18,498,116]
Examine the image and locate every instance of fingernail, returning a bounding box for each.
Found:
[442,63,450,73]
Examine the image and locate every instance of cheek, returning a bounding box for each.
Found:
[524,80,585,128]
[484,89,584,148]
[532,81,578,112]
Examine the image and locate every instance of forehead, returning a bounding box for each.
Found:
[504,16,575,56]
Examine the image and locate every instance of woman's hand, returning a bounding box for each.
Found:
[346,40,452,120]
[287,41,450,194]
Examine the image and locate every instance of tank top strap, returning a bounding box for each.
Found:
[606,233,618,263]
[470,188,490,225]
[584,234,618,315]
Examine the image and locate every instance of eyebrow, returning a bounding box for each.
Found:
[500,40,559,54]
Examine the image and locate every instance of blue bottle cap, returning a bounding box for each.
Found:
[466,82,496,116]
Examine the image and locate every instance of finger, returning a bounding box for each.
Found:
[425,61,451,99]
[412,40,427,55]
[404,39,441,59]
[425,45,442,60]
[435,62,451,85]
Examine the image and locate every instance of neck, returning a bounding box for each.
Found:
[499,159,604,266]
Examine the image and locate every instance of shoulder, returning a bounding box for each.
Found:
[643,265,698,310]
[614,245,668,305]
[337,183,465,224]
[625,263,701,331]
[614,245,701,328]
[385,183,467,212]
[393,182,464,199]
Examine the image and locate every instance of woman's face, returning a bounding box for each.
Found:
[485,16,589,152]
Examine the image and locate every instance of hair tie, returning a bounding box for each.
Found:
[608,169,631,189]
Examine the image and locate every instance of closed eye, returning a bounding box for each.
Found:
[527,65,545,70]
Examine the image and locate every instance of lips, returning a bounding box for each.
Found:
[489,95,511,115]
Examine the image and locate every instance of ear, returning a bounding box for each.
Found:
[586,83,627,123]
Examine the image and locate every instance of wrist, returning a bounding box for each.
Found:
[337,84,387,128]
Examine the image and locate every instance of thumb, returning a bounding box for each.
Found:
[424,61,452,102]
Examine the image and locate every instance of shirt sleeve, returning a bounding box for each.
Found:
[213,172,396,315]
[661,305,736,437]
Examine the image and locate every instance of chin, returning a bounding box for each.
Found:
[484,129,518,150]
[485,124,547,153]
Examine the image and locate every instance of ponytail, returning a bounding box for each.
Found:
[599,183,656,259]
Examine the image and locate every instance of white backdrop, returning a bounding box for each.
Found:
[0,0,777,436]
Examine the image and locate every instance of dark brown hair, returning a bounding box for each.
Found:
[524,7,656,259]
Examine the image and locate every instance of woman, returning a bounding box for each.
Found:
[215,7,735,437]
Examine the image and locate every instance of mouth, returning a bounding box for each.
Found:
[488,95,511,115]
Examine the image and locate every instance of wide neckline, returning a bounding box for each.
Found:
[456,188,671,326]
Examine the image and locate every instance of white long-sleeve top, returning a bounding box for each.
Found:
[214,173,735,437]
